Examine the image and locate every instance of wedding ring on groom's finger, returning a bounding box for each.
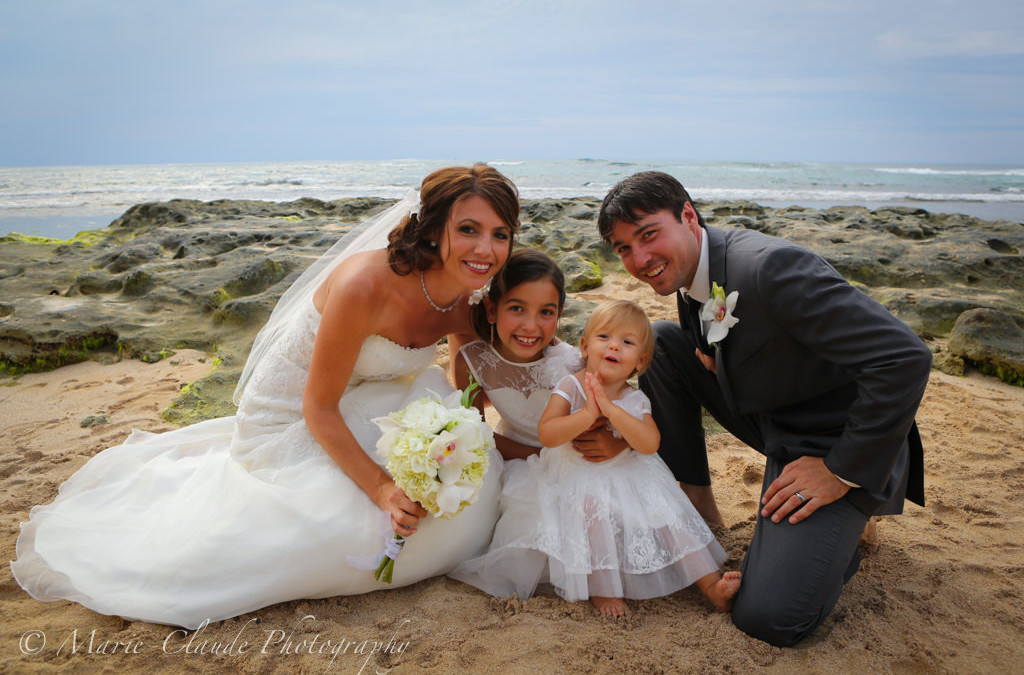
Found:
[795,492,807,504]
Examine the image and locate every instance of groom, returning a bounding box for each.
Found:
[597,171,931,646]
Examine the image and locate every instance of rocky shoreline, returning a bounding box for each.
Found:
[2,197,1022,422]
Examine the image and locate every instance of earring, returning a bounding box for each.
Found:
[429,240,438,248]
[490,322,495,345]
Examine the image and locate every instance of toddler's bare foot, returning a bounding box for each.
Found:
[859,516,880,554]
[591,596,629,617]
[701,571,742,612]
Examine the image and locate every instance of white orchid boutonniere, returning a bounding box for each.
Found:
[700,282,739,347]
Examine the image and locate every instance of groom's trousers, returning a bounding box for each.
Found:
[640,321,868,647]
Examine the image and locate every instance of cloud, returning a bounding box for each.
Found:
[1,0,1022,165]
[878,29,1024,58]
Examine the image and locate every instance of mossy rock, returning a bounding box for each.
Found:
[872,289,980,338]
[0,331,120,375]
[162,371,239,426]
[214,296,275,326]
[931,349,966,377]
[70,271,123,295]
[121,269,156,297]
[557,296,597,347]
[98,243,163,273]
[948,308,1024,387]
[223,258,289,298]
[557,252,603,293]
[203,287,232,311]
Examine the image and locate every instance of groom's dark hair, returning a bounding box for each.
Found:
[597,171,706,243]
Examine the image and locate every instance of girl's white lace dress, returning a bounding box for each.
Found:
[456,339,583,447]
[451,374,725,602]
[11,301,502,629]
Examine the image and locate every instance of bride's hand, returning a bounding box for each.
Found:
[378,483,428,536]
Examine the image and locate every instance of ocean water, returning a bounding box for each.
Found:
[2,159,1022,240]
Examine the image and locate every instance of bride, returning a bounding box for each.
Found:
[11,164,520,629]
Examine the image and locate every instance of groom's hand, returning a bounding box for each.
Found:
[572,419,629,463]
[761,456,850,524]
[695,347,717,374]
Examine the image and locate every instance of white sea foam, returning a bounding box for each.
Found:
[2,160,1021,238]
[874,167,1024,177]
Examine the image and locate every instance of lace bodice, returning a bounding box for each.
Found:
[460,340,583,446]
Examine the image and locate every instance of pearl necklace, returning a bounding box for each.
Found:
[419,271,462,313]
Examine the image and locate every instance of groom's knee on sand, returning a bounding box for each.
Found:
[730,543,858,647]
[731,589,831,647]
[730,501,865,646]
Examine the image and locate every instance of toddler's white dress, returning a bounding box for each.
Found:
[451,374,725,602]
[11,300,502,629]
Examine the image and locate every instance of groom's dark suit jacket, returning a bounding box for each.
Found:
[689,226,930,514]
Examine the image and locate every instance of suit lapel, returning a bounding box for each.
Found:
[703,227,739,415]
[678,290,712,357]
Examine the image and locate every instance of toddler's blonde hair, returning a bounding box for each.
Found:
[581,299,655,374]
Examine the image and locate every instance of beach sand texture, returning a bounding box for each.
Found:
[2,269,1023,674]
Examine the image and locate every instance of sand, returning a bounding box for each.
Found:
[2,277,1023,674]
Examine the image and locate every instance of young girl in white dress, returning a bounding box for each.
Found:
[453,299,740,616]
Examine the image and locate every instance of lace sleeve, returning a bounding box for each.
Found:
[553,374,585,411]
[458,341,501,392]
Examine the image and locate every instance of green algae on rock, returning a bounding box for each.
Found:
[3,196,1023,426]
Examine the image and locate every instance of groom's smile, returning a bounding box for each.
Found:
[643,262,668,280]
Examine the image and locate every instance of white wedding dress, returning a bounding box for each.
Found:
[11,195,502,630]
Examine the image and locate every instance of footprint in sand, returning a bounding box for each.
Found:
[741,464,763,485]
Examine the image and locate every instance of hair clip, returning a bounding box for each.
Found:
[468,279,491,305]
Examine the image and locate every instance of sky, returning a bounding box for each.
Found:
[1,0,1022,167]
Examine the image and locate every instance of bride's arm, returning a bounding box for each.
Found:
[447,331,483,406]
[303,262,427,537]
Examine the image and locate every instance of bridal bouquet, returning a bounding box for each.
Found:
[363,381,492,582]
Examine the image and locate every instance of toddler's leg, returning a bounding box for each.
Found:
[696,570,742,612]
[582,493,629,617]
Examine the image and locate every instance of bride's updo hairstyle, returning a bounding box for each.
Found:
[387,163,520,274]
